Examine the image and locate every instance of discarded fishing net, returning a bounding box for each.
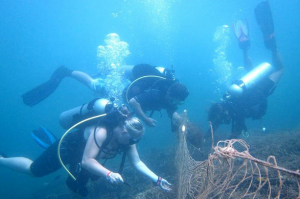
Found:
[176,111,300,199]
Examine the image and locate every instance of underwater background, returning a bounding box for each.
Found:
[0,0,300,198]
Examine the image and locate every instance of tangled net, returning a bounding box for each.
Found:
[176,110,300,199]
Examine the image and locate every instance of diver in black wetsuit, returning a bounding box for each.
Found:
[207,1,284,139]
[122,64,189,129]
[0,109,171,197]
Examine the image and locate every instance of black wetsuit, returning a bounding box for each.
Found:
[123,64,166,102]
[134,87,177,118]
[30,110,127,197]
[134,79,179,132]
[227,78,276,138]
[29,129,90,196]
[123,64,178,119]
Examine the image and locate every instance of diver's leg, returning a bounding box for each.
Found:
[30,140,66,177]
[243,49,254,71]
[71,71,95,90]
[260,9,284,84]
[0,157,33,175]
[255,1,284,84]
[71,71,107,96]
[268,44,284,84]
[233,20,253,71]
[0,141,63,177]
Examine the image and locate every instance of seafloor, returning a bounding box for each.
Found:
[36,128,300,199]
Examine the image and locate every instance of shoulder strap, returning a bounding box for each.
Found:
[93,119,113,153]
[151,79,177,92]
[94,126,127,175]
[92,110,126,152]
[118,151,127,174]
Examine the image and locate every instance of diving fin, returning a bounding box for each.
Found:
[255,1,274,37]
[233,19,250,51]
[22,65,73,107]
[255,1,277,50]
[233,19,249,41]
[31,126,57,149]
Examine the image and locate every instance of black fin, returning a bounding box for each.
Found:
[255,1,274,37]
[22,66,72,107]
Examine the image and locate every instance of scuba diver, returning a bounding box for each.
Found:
[0,105,172,197]
[207,1,284,139]
[123,64,189,128]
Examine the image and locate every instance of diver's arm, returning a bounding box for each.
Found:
[127,145,172,190]
[243,50,254,71]
[81,126,124,184]
[71,71,95,90]
[128,98,156,127]
[81,126,110,177]
[127,145,158,182]
[269,49,284,84]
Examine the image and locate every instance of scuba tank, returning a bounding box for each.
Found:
[124,64,175,81]
[59,98,116,129]
[156,66,175,80]
[225,62,273,99]
[122,64,176,103]
[122,65,134,81]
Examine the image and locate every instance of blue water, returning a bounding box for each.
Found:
[1,0,300,198]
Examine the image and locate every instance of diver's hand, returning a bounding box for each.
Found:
[145,118,157,127]
[106,172,124,184]
[156,177,172,191]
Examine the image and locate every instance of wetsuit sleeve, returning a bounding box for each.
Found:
[134,90,163,111]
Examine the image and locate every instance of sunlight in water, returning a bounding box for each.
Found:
[122,0,175,61]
